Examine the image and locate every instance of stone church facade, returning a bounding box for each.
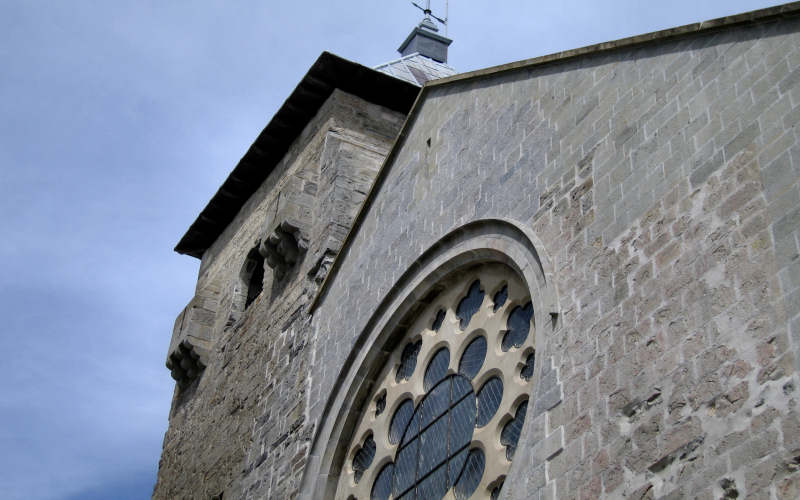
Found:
[155,4,800,499]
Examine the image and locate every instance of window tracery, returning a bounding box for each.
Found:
[335,263,536,499]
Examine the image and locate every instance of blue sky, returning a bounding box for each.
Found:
[0,1,786,498]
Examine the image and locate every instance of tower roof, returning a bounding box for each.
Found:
[373,53,456,86]
[174,52,420,258]
[397,16,452,63]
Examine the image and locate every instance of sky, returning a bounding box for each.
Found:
[0,0,788,498]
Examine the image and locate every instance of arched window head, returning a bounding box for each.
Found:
[335,263,536,500]
[242,246,265,309]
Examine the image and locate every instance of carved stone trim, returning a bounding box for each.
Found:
[261,220,308,281]
[166,339,207,388]
[299,218,558,500]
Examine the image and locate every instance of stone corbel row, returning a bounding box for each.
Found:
[260,220,308,281]
[166,340,208,388]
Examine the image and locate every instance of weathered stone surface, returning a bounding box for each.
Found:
[308,10,800,500]
[153,90,405,499]
[157,5,800,500]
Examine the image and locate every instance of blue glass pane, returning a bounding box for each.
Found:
[521,351,535,381]
[401,413,419,446]
[417,379,451,428]
[458,336,487,380]
[493,285,508,312]
[396,340,422,382]
[450,396,476,451]
[501,401,528,461]
[396,492,415,500]
[453,449,485,500]
[424,348,450,392]
[391,375,478,499]
[393,438,418,497]
[371,463,394,500]
[419,416,450,477]
[452,375,473,399]
[432,309,446,331]
[447,447,469,489]
[501,302,533,351]
[417,464,449,500]
[456,281,484,330]
[476,377,503,428]
[353,434,376,484]
[389,399,415,445]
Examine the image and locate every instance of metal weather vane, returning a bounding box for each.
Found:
[411,0,448,35]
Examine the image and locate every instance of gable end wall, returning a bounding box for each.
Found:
[310,15,800,499]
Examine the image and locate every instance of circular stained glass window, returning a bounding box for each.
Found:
[337,264,536,500]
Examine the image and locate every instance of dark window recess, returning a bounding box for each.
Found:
[475,377,503,428]
[424,348,450,392]
[432,309,446,331]
[453,448,485,500]
[458,336,487,380]
[501,302,533,351]
[391,375,477,499]
[389,399,415,445]
[353,434,376,484]
[375,392,387,417]
[244,248,265,309]
[500,400,528,460]
[521,351,536,381]
[396,340,422,382]
[456,280,484,330]
[490,479,504,500]
[371,463,394,500]
[493,285,508,312]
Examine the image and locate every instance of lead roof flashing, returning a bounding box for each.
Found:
[174,51,420,258]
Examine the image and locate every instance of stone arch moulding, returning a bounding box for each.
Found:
[299,218,561,500]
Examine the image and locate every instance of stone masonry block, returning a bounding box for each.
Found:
[535,424,565,462]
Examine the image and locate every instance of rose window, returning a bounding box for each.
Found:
[336,263,536,499]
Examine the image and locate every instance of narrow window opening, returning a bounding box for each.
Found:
[244,247,265,309]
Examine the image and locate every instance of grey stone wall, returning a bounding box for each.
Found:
[154,90,405,499]
[309,15,800,500]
